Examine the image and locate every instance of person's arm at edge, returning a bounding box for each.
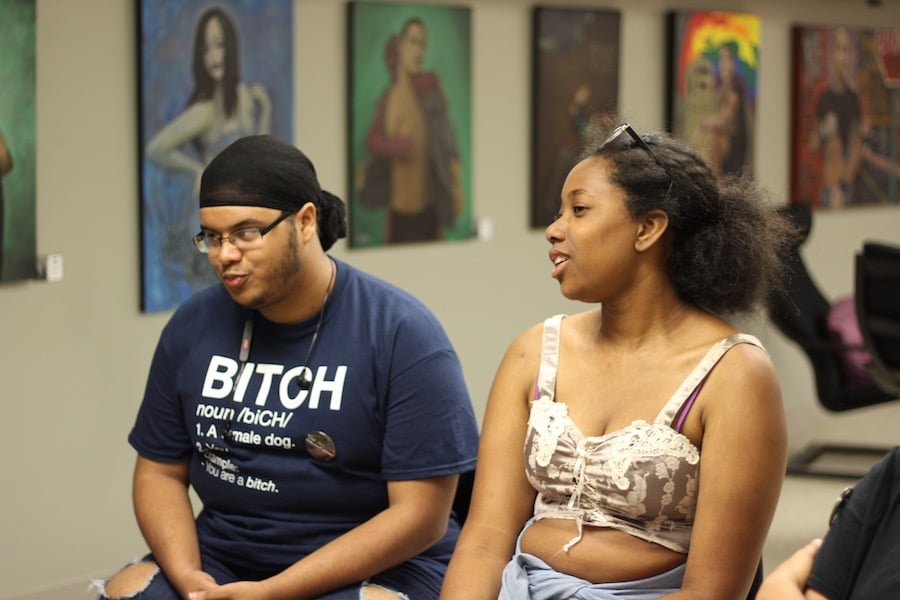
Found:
[757,539,830,600]
[441,325,541,600]
[133,455,218,596]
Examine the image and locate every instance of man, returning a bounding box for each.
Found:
[97,135,479,600]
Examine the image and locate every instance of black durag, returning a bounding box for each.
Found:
[199,135,347,250]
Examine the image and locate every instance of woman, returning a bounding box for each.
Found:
[146,6,272,197]
[441,123,794,599]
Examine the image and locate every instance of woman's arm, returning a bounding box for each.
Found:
[665,343,788,599]
[133,455,218,596]
[441,326,541,600]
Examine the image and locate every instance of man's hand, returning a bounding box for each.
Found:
[188,580,267,600]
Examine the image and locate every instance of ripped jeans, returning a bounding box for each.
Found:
[92,553,429,600]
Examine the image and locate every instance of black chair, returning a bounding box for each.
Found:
[855,241,900,397]
[767,204,897,478]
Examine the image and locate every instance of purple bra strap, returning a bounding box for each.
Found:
[674,377,708,432]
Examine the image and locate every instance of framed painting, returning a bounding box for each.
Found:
[347,1,473,248]
[791,25,900,210]
[0,0,37,282]
[531,7,620,229]
[667,10,759,180]
[138,0,294,312]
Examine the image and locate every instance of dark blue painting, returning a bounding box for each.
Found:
[139,0,293,312]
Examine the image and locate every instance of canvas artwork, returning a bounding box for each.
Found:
[138,0,294,312]
[0,0,36,282]
[791,25,900,210]
[531,7,620,229]
[668,10,759,180]
[348,1,473,248]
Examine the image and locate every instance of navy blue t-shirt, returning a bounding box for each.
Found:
[129,259,479,577]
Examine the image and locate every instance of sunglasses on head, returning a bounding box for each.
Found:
[599,124,675,192]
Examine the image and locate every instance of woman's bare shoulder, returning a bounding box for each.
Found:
[504,320,545,363]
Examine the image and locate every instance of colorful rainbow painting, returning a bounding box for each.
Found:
[668,11,760,179]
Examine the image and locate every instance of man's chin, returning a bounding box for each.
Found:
[224,288,265,311]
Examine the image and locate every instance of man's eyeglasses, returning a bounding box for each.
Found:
[193,210,295,254]
[600,124,675,191]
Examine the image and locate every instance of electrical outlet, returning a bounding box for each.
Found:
[37,253,64,282]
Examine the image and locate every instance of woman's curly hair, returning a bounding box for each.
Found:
[581,123,798,315]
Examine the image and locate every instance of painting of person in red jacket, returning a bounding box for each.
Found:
[352,7,471,247]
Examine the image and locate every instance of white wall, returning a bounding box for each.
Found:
[1,0,899,597]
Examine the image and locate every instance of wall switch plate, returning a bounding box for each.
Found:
[476,216,494,241]
[37,253,64,282]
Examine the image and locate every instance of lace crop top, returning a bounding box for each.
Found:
[525,314,764,554]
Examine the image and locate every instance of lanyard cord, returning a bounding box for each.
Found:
[223,258,336,443]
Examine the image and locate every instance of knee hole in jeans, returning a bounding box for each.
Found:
[97,561,160,599]
[360,582,409,600]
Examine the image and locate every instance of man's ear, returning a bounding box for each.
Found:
[635,210,669,252]
[296,202,318,242]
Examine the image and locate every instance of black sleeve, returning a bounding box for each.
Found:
[807,447,900,599]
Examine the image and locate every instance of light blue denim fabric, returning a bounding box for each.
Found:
[498,519,685,599]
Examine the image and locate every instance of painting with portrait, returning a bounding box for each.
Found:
[348,1,473,249]
[138,0,293,312]
[0,0,36,282]
[531,7,620,229]
[791,25,900,210]
[667,11,759,181]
